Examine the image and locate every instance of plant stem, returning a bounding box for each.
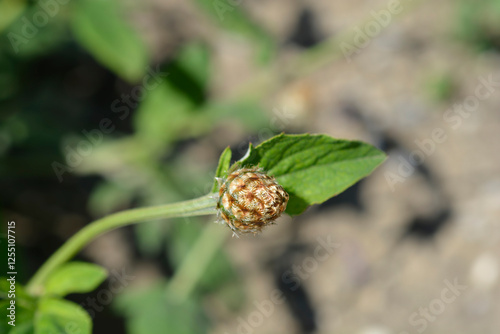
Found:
[165,221,229,301]
[26,194,218,296]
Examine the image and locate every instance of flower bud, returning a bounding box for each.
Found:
[217,167,289,234]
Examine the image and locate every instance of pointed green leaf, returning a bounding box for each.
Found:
[35,298,91,334]
[238,134,386,215]
[45,262,107,297]
[212,146,232,193]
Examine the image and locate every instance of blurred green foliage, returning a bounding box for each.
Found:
[457,0,500,52]
[114,283,210,334]
[424,72,457,102]
[0,280,36,334]
[35,298,92,334]
[72,0,149,82]
[44,262,108,297]
[0,0,276,333]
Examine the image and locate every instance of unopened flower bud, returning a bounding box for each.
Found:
[217,167,289,234]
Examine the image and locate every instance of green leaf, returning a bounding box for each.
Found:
[212,146,232,193]
[45,262,108,297]
[71,0,149,82]
[35,298,91,334]
[238,133,386,215]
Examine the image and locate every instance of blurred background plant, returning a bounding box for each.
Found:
[1,0,500,333]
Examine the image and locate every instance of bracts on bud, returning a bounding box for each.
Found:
[217,167,289,234]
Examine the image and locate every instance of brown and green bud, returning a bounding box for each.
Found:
[217,167,289,234]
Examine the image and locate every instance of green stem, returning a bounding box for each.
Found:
[26,194,218,296]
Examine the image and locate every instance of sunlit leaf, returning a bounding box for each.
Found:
[45,262,107,297]
[35,298,91,334]
[237,133,386,215]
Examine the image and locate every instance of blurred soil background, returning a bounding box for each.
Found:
[1,0,500,333]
